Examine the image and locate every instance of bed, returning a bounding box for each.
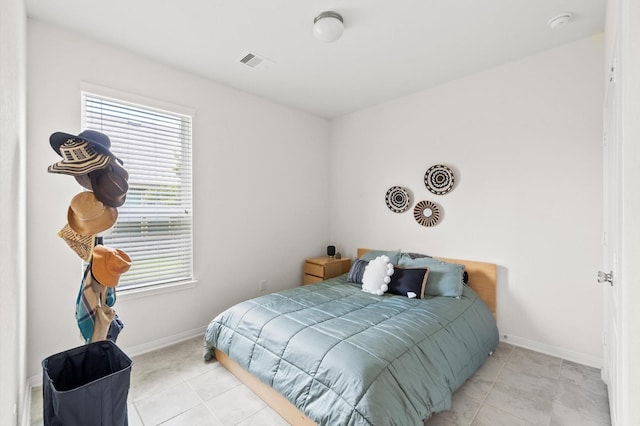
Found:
[203,249,499,425]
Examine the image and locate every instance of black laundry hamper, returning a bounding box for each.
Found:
[42,340,133,426]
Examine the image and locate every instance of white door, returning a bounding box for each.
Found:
[601,42,621,426]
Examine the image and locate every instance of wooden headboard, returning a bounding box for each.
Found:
[357,248,497,316]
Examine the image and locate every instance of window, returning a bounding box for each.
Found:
[82,91,193,290]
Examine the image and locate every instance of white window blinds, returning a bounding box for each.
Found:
[82,92,193,290]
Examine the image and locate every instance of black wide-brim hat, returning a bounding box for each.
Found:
[50,130,113,157]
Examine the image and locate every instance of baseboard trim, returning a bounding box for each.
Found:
[501,333,603,368]
[121,326,207,358]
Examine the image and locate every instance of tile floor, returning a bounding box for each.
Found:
[30,336,611,425]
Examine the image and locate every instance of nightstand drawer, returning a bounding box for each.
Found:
[303,274,324,285]
[303,262,324,278]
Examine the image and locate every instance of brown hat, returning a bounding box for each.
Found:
[91,159,129,207]
[74,174,92,191]
[91,245,132,287]
[57,224,95,261]
[67,192,118,236]
[74,158,129,207]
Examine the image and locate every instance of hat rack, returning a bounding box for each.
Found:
[47,130,131,345]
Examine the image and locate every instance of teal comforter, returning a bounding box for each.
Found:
[204,276,498,425]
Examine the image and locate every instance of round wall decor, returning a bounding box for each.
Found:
[424,164,455,195]
[414,200,441,227]
[385,186,411,213]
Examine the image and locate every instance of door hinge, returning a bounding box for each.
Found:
[598,270,613,286]
[609,65,616,83]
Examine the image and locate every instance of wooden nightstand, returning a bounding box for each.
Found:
[303,256,352,285]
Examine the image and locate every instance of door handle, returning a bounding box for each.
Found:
[597,270,613,286]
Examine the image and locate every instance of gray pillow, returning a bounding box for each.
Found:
[359,249,401,265]
[398,253,464,297]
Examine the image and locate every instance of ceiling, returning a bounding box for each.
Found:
[25,0,607,118]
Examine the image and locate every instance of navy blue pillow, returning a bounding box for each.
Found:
[347,259,369,284]
[387,267,430,298]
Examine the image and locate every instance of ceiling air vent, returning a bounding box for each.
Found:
[239,51,273,70]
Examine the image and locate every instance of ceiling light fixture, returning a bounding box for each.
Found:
[548,12,573,29]
[313,11,344,42]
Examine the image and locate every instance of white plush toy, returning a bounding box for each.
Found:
[361,255,394,296]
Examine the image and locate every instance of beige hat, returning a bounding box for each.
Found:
[67,192,118,236]
[91,245,132,287]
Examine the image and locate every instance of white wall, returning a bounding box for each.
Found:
[0,0,28,423]
[329,36,605,366]
[26,20,330,379]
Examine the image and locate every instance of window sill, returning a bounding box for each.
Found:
[116,279,198,301]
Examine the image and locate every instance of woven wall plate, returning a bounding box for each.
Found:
[414,200,441,227]
[385,186,411,213]
[424,164,455,195]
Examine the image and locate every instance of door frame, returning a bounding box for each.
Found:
[603,1,640,424]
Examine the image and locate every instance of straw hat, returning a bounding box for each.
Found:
[91,245,132,287]
[50,130,113,157]
[57,224,95,261]
[47,140,111,176]
[67,192,118,236]
[48,130,123,176]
